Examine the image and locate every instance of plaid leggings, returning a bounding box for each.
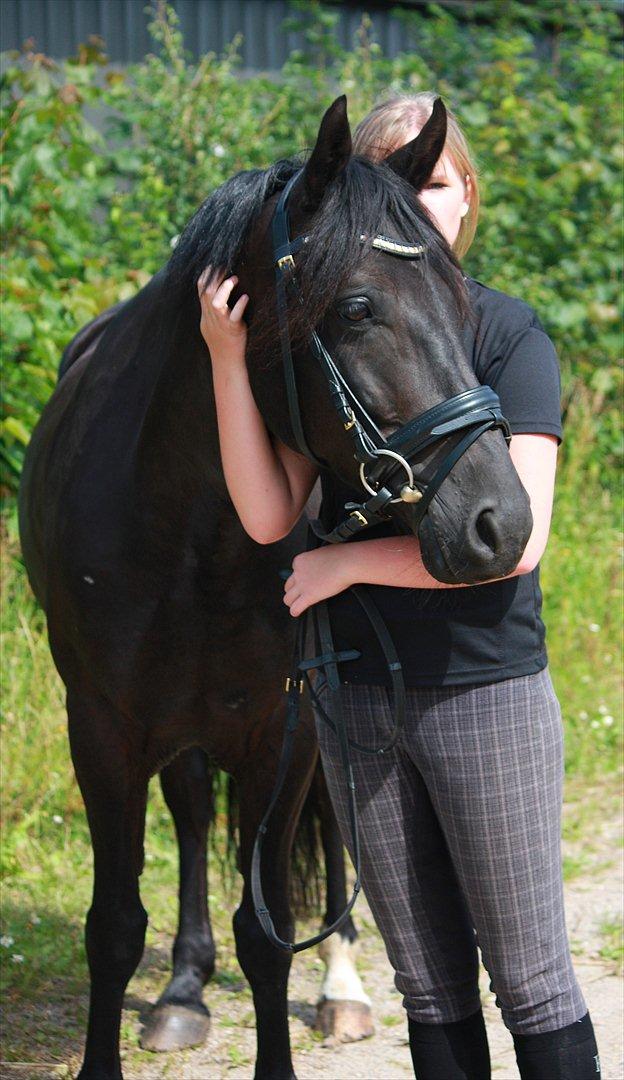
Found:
[313,666,587,1035]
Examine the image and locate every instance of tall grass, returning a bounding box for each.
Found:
[541,384,622,782]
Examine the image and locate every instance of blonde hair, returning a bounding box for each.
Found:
[352,91,479,259]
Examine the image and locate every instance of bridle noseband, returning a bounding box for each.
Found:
[251,167,512,954]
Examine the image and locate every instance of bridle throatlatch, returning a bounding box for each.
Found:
[251,168,512,953]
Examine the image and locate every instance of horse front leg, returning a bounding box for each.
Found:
[234,715,318,1080]
[68,687,149,1080]
[140,747,215,1052]
[312,760,374,1041]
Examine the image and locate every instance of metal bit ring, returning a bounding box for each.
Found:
[359,449,419,504]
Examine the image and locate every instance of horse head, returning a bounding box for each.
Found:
[170,95,532,585]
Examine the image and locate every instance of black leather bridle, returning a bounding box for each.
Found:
[251,168,512,953]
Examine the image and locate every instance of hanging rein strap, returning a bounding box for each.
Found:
[251,522,407,953]
[251,596,362,953]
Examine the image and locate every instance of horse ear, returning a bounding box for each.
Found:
[384,96,448,192]
[298,95,352,214]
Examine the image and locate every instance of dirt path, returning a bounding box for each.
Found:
[125,809,622,1079]
[3,809,620,1080]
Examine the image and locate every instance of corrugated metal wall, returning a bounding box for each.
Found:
[0,0,423,67]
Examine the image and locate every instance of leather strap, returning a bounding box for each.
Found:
[251,592,363,953]
[251,524,407,953]
[272,173,327,468]
[308,486,395,544]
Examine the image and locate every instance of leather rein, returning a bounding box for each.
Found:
[251,168,512,953]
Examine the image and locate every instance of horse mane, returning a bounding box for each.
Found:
[166,156,299,298]
[165,151,470,367]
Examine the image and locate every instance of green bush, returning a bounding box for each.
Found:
[1,0,621,494]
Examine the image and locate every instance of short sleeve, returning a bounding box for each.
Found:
[480,325,564,445]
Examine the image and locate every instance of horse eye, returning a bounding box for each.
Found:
[336,299,373,323]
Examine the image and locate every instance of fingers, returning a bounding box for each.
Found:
[230,293,249,323]
[197,265,248,319]
[212,274,238,311]
[197,265,233,299]
[197,265,217,293]
[283,567,309,617]
[285,593,303,617]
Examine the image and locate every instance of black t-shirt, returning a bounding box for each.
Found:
[319,277,563,688]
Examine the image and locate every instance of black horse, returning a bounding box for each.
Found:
[18,96,532,1079]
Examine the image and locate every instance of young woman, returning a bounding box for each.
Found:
[197,93,601,1080]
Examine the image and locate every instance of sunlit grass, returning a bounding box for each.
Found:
[597,914,624,976]
[540,387,622,781]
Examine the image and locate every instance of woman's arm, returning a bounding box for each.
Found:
[199,268,319,543]
[283,434,558,616]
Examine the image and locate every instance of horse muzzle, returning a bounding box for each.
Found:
[417,481,533,585]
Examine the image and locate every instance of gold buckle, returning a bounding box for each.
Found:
[284,676,304,693]
[343,408,356,431]
[350,510,368,527]
[277,254,295,270]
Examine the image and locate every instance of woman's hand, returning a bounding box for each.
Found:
[283,547,353,617]
[197,266,249,359]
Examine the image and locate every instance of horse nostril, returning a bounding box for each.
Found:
[475,508,499,555]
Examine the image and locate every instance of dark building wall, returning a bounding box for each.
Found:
[4,1,620,72]
[1,0,436,67]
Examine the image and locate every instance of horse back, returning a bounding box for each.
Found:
[19,271,169,602]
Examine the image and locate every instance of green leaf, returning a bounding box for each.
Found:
[559,218,577,241]
[5,311,34,342]
[33,143,57,176]
[1,417,31,446]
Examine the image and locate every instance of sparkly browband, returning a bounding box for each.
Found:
[362,234,426,257]
[281,234,426,261]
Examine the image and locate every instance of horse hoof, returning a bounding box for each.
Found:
[314,997,374,1042]
[140,1003,211,1051]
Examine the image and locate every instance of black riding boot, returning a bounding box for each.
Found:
[512,1012,601,1079]
[407,1007,491,1079]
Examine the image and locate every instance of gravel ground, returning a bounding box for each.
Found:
[129,808,624,1080]
[2,808,621,1080]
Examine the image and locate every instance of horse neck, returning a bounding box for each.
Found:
[135,283,228,507]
